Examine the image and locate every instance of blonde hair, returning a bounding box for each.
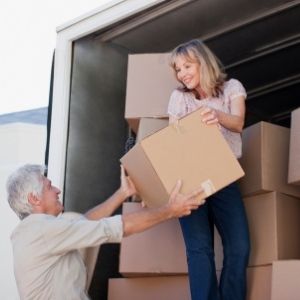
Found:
[170,39,227,97]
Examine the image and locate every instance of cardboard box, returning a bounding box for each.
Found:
[271,260,300,300]
[120,202,187,276]
[238,121,300,198]
[125,53,178,132]
[121,108,245,207]
[219,261,300,300]
[247,265,272,300]
[108,276,190,300]
[288,107,300,185]
[215,192,300,269]
[136,117,169,142]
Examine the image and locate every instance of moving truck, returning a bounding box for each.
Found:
[46,0,300,298]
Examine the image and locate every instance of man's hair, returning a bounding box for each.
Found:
[6,164,47,220]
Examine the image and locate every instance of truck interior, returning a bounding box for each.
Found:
[50,0,300,298]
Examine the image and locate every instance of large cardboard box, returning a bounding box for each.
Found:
[238,121,300,198]
[121,108,245,208]
[288,107,300,185]
[215,192,300,269]
[125,53,178,132]
[110,262,300,300]
[120,202,187,276]
[136,117,169,142]
[108,276,190,300]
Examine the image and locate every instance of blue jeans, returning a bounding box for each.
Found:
[179,182,250,300]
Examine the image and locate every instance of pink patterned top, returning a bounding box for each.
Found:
[167,79,247,158]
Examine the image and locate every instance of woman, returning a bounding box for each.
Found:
[168,39,250,300]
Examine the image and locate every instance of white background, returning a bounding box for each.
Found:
[0,0,111,115]
[0,1,111,298]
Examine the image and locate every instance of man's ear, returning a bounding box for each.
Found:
[28,193,41,207]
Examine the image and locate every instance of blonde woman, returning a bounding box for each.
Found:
[168,39,250,300]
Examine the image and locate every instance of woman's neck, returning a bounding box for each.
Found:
[194,87,207,100]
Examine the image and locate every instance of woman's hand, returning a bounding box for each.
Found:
[120,165,137,199]
[200,107,219,126]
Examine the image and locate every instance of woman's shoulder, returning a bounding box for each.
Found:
[223,78,244,89]
[223,78,246,96]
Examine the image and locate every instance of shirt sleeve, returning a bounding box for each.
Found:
[41,214,123,255]
[226,79,247,101]
[167,89,187,118]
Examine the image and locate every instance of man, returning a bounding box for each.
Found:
[7,164,205,300]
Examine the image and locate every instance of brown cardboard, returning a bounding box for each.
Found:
[119,202,187,276]
[125,53,178,131]
[216,261,300,300]
[238,121,300,198]
[247,266,272,300]
[271,260,300,300]
[108,276,190,300]
[215,192,300,269]
[121,108,245,207]
[136,117,169,142]
[288,107,300,185]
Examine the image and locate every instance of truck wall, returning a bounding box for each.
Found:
[65,35,129,298]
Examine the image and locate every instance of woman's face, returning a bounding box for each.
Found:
[174,55,200,90]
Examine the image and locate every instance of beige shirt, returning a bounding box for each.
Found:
[11,213,123,300]
[167,79,247,158]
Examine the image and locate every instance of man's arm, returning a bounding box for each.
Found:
[122,180,204,236]
[85,166,136,220]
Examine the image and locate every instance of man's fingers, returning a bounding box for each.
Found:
[120,165,126,178]
[170,179,182,198]
[185,187,204,200]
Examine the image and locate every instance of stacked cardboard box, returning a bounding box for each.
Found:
[288,107,300,185]
[215,121,300,299]
[125,53,177,133]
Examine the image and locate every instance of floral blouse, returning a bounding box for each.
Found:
[167,79,247,158]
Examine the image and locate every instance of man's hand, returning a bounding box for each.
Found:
[120,165,137,199]
[166,180,205,218]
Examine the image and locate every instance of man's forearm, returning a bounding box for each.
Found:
[122,205,173,237]
[85,189,127,220]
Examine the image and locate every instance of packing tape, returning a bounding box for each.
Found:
[201,179,216,197]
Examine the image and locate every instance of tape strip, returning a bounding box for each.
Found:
[201,179,216,197]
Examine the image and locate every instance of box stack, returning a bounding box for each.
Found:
[288,107,300,185]
[124,53,177,134]
[108,53,245,299]
[215,120,300,300]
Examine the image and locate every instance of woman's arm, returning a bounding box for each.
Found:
[201,95,246,133]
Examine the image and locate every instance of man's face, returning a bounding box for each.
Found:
[39,177,63,216]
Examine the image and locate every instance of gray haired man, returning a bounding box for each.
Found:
[7,164,204,300]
